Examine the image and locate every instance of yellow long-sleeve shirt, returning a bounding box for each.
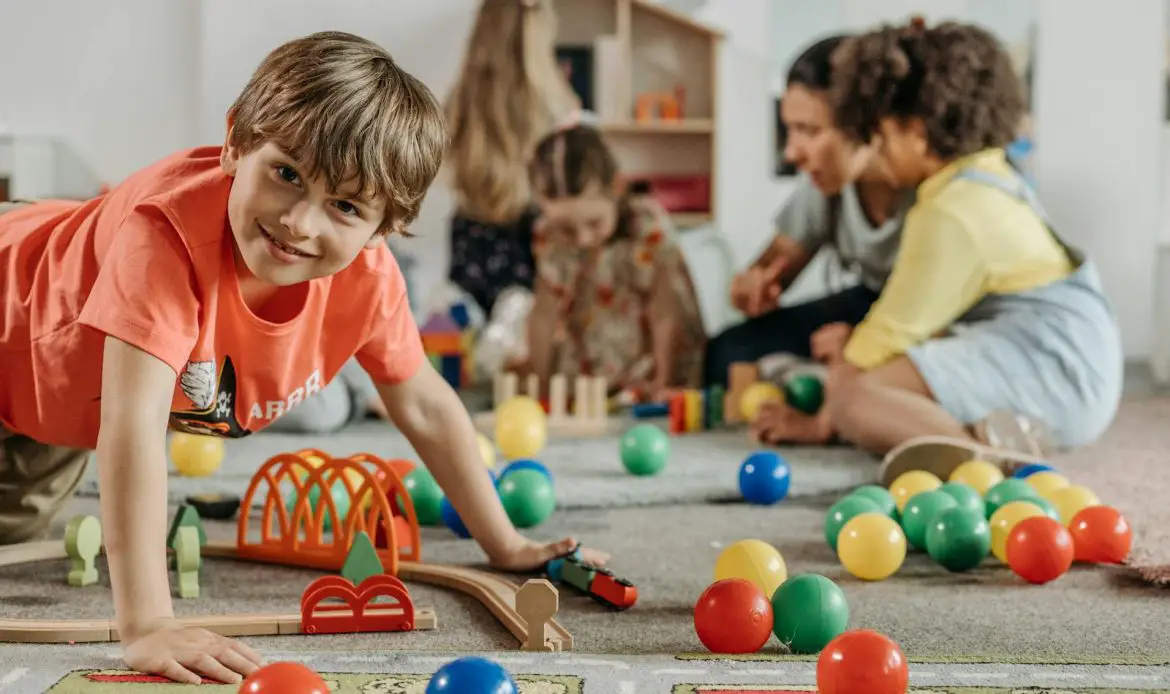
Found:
[843,148,1074,370]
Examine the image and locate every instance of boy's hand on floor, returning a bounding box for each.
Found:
[488,536,610,573]
[122,619,264,685]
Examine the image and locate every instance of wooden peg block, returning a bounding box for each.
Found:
[516,579,559,651]
[549,374,567,420]
[64,515,101,587]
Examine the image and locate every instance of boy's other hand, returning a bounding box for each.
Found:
[489,536,610,573]
[730,255,786,317]
[122,619,264,685]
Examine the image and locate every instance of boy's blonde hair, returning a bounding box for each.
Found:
[444,0,580,224]
[228,31,445,234]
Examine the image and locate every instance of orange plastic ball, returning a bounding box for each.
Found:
[1005,516,1074,585]
[817,629,909,694]
[239,662,328,694]
[1069,505,1132,564]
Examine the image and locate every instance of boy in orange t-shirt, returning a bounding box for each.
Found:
[0,31,607,685]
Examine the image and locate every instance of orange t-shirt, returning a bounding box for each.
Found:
[0,146,425,449]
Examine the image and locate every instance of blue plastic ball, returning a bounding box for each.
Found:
[498,458,553,484]
[1012,462,1056,478]
[427,656,518,694]
[738,451,791,505]
[440,497,471,538]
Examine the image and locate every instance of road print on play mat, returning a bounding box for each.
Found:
[48,670,584,693]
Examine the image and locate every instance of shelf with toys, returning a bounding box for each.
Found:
[554,0,722,229]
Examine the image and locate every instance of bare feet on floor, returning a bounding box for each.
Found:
[750,400,832,445]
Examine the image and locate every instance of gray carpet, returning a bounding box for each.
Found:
[2,488,1166,665]
[74,419,880,511]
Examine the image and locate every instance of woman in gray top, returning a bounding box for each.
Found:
[703,35,913,389]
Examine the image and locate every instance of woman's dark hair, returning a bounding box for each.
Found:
[528,124,634,240]
[787,34,850,91]
[829,20,1025,158]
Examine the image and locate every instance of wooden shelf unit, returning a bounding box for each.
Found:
[555,0,722,229]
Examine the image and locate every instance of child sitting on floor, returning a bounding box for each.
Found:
[754,19,1123,482]
[510,125,707,401]
[0,31,607,686]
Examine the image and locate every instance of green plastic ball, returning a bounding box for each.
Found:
[783,374,824,414]
[849,485,898,520]
[983,478,1040,518]
[924,506,991,572]
[497,468,556,528]
[824,495,881,550]
[404,468,445,526]
[770,573,850,654]
[286,481,350,531]
[900,489,959,551]
[620,423,670,476]
[938,481,984,517]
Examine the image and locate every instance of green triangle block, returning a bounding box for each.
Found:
[341,531,384,587]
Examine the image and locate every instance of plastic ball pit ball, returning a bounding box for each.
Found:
[948,459,1003,495]
[770,573,850,654]
[836,513,906,581]
[405,468,445,526]
[738,451,791,505]
[239,662,329,693]
[739,381,783,421]
[169,432,224,477]
[1049,484,1101,525]
[426,656,518,694]
[924,506,990,572]
[783,373,824,414]
[440,497,471,538]
[620,424,670,476]
[938,481,984,517]
[693,578,774,653]
[497,459,553,483]
[983,478,1040,518]
[888,470,942,513]
[824,495,882,551]
[899,489,958,551]
[988,500,1047,563]
[850,485,898,519]
[1069,505,1132,564]
[817,629,909,694]
[494,395,547,460]
[713,539,788,598]
[1025,470,1070,499]
[497,468,555,528]
[1005,515,1074,584]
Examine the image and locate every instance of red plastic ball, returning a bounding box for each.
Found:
[817,629,909,694]
[1005,515,1074,584]
[1069,505,1132,564]
[239,662,328,694]
[693,578,773,653]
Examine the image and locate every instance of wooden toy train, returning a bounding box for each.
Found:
[546,547,637,610]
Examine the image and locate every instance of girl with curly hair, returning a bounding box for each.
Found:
[767,19,1123,484]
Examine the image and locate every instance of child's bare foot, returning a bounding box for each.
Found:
[750,401,832,445]
[489,537,610,573]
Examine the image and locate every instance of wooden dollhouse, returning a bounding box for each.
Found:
[553,0,722,230]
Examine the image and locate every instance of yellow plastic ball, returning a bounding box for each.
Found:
[1049,484,1100,526]
[889,470,943,513]
[494,395,547,459]
[948,459,1004,495]
[477,433,497,469]
[739,382,783,421]
[988,499,1046,562]
[836,512,907,581]
[169,433,224,477]
[1026,470,1070,500]
[713,539,788,597]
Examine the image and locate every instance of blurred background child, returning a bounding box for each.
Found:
[514,125,706,401]
[443,0,581,317]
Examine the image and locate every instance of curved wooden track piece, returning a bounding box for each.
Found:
[0,541,570,650]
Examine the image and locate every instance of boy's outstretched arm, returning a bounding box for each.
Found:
[377,363,609,570]
[98,336,263,684]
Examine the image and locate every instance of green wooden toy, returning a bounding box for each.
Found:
[65,515,102,587]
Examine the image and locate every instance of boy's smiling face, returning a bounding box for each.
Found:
[220,139,391,287]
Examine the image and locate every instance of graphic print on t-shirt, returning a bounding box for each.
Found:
[169,355,249,438]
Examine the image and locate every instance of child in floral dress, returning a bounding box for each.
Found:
[519,125,707,400]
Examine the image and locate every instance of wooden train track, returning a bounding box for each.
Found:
[0,540,571,650]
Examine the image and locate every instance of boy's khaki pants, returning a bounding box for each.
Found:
[0,200,93,545]
[0,428,92,544]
